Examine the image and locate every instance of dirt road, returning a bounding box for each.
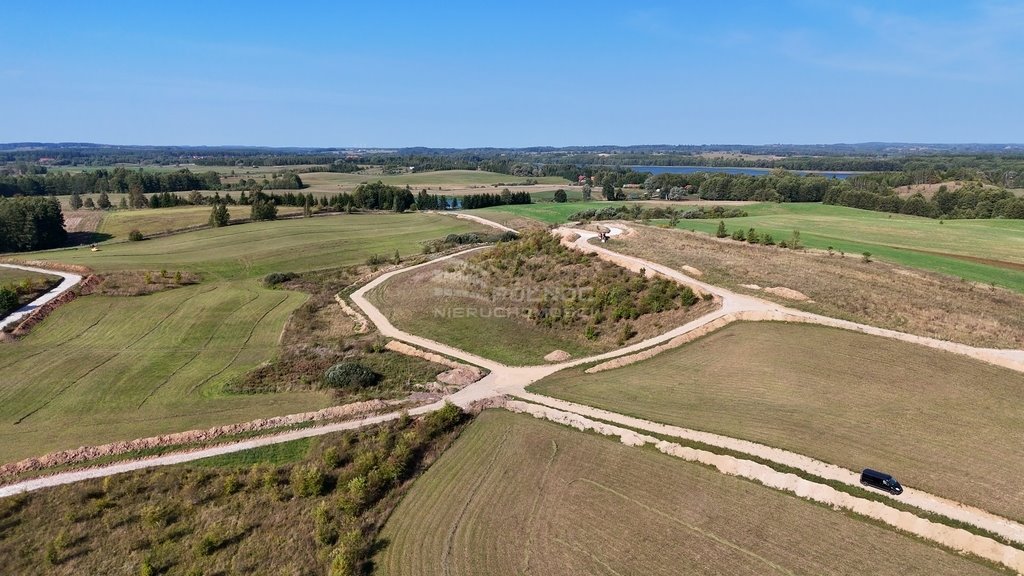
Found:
[0,263,82,330]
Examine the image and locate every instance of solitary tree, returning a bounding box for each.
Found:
[715,220,727,238]
[582,184,592,201]
[97,191,111,209]
[69,192,83,210]
[118,197,128,209]
[83,197,96,209]
[553,189,567,203]
[303,195,312,218]
[602,183,615,201]
[209,203,230,227]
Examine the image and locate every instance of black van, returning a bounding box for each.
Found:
[860,468,903,495]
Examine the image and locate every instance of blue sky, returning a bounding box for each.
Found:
[1,1,1022,147]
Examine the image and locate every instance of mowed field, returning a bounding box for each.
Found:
[25,213,480,280]
[96,205,304,238]
[0,268,60,287]
[376,410,1001,575]
[479,201,1024,290]
[531,322,1024,522]
[0,284,319,463]
[0,214,490,462]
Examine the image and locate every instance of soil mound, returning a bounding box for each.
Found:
[544,350,572,362]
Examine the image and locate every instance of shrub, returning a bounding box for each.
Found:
[552,189,567,203]
[0,286,17,314]
[324,362,381,390]
[862,251,872,263]
[423,402,465,438]
[290,464,326,497]
[223,474,241,496]
[313,501,336,546]
[365,254,388,266]
[263,272,298,286]
[128,229,144,242]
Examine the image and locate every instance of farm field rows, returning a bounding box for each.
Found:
[480,201,1024,290]
[376,410,1002,575]
[23,213,483,280]
[530,321,1024,522]
[0,281,326,463]
[0,214,491,463]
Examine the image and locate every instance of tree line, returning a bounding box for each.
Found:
[0,168,221,197]
[459,190,532,209]
[823,183,1024,219]
[0,196,66,252]
[0,167,313,199]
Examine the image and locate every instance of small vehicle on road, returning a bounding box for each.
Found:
[860,468,903,495]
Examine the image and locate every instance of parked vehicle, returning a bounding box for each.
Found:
[860,468,903,495]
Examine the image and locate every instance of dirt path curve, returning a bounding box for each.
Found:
[0,263,83,330]
[566,224,1024,373]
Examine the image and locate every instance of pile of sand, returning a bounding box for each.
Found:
[764,286,810,301]
[436,366,485,387]
[544,350,572,362]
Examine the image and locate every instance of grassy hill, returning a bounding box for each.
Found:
[0,214,490,463]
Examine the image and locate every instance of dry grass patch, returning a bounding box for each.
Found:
[91,270,200,296]
[612,225,1024,348]
[376,410,1003,575]
[532,321,1024,523]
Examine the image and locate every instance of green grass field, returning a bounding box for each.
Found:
[95,205,304,238]
[376,410,1001,575]
[670,203,1024,289]
[479,201,1024,290]
[25,213,482,280]
[0,214,490,463]
[531,321,1024,523]
[0,282,327,463]
[0,268,61,287]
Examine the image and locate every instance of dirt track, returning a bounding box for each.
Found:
[0,263,83,330]
[5,215,1024,572]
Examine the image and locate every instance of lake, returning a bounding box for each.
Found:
[629,165,858,179]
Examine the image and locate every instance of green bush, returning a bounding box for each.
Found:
[0,286,18,314]
[263,272,298,286]
[324,362,381,390]
[290,464,326,497]
[128,229,144,242]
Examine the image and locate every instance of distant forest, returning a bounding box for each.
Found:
[2,143,1024,220]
